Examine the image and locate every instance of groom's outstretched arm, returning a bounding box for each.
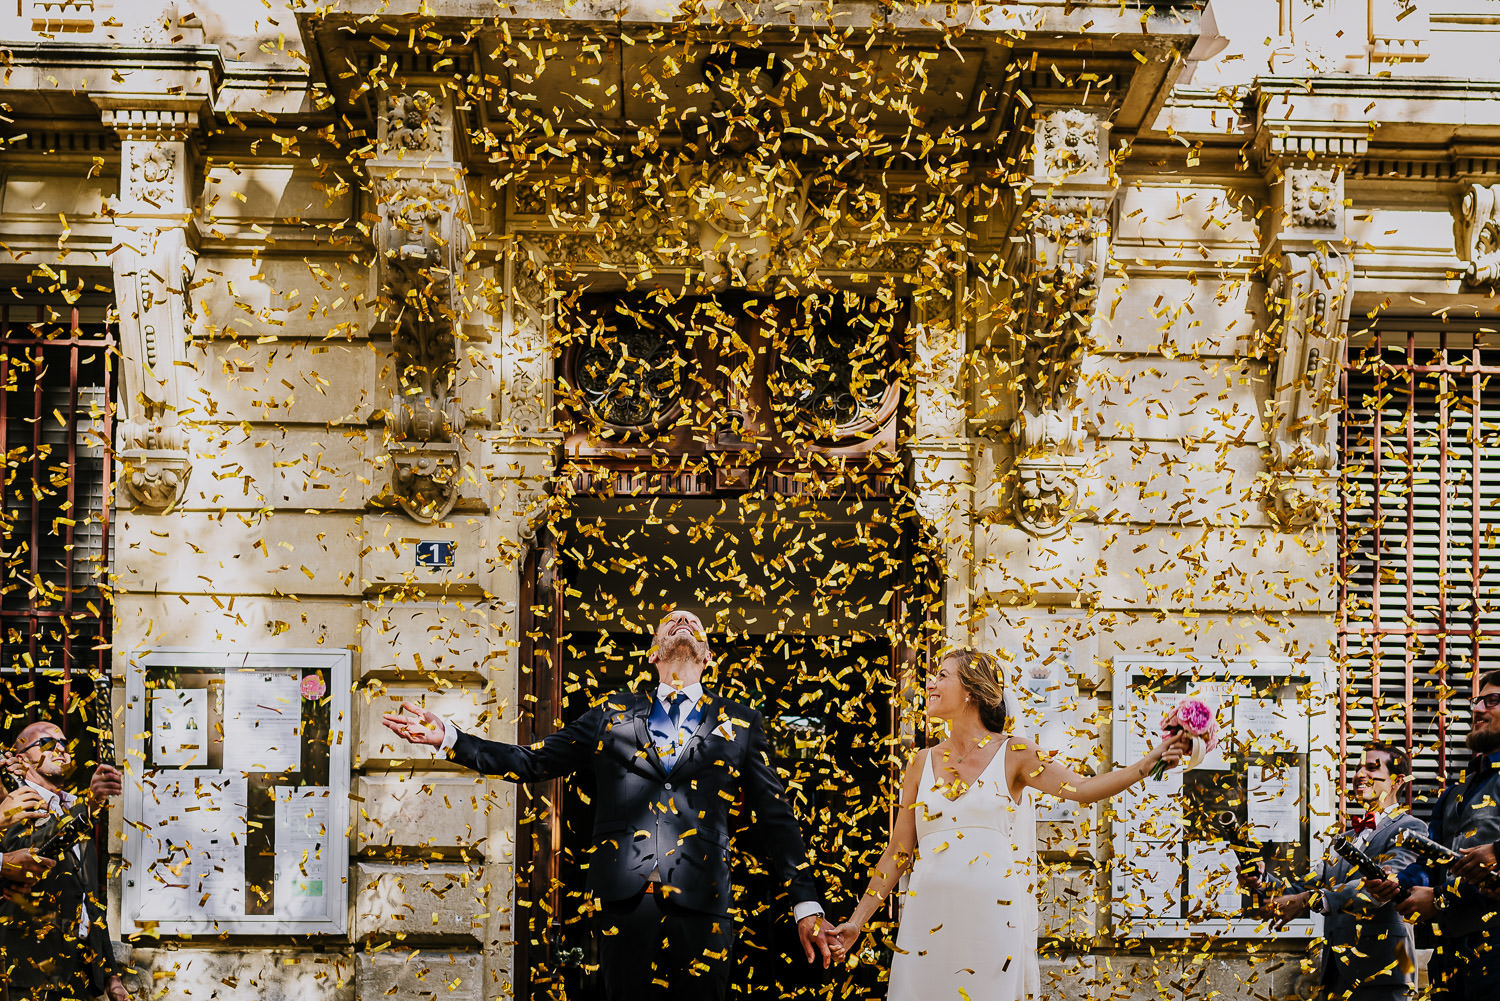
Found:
[383,700,598,783]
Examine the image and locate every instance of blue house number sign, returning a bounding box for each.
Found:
[415,540,456,570]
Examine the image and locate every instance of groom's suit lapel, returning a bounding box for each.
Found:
[673,693,726,774]
[628,691,669,779]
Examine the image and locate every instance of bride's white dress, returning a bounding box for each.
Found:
[887,738,1039,1001]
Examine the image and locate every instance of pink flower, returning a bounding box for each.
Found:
[300,674,327,700]
[1176,698,1216,746]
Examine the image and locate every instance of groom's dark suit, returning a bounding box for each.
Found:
[447,684,820,999]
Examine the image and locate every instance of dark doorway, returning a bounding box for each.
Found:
[516,492,936,1000]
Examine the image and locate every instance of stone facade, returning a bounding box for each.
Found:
[2,1,1498,998]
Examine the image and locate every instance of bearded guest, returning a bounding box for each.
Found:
[383,609,833,1001]
[1259,742,1424,1001]
[0,721,126,1001]
[1383,670,1500,1000]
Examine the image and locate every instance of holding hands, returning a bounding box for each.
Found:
[381,702,446,748]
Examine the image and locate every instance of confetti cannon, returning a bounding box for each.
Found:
[1212,809,1271,908]
[1394,828,1500,891]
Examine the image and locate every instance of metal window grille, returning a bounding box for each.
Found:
[0,302,114,754]
[1340,326,1500,804]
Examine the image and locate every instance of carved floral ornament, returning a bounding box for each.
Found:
[382,89,447,156]
[1287,168,1339,229]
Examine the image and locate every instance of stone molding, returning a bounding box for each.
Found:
[100,97,203,511]
[371,87,471,523]
[1004,106,1115,538]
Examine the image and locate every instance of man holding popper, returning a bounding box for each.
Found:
[1373,670,1500,1001]
[1256,741,1424,1001]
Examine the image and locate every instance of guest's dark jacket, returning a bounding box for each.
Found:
[0,782,116,996]
[450,687,819,917]
[1309,812,1426,991]
[1401,751,1500,938]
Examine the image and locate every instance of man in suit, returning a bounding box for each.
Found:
[0,721,126,1001]
[1384,670,1500,1000]
[1263,741,1424,1001]
[383,608,834,1000]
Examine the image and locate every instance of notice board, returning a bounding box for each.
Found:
[122,649,351,935]
[1110,657,1335,939]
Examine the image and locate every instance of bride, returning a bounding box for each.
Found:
[828,648,1190,1001]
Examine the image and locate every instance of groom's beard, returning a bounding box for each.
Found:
[659,631,707,662]
[1467,723,1500,754]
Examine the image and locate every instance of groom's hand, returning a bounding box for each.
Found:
[797,913,834,968]
[381,701,445,748]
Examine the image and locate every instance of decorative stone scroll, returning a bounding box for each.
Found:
[1006,107,1115,537]
[99,101,200,512]
[1263,249,1351,526]
[372,87,470,523]
[1459,183,1500,287]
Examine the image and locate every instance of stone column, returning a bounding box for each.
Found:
[99,99,201,512]
[1256,124,1365,527]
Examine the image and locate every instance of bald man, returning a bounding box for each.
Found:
[0,721,125,1001]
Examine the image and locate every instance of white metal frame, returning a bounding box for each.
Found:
[1109,656,1334,940]
[121,648,351,936]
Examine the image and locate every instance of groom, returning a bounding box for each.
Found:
[382,608,834,1000]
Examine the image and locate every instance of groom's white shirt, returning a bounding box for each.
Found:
[427,704,823,923]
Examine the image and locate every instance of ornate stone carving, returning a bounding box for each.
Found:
[1288,168,1338,228]
[1459,183,1500,287]
[1007,194,1112,537]
[1262,249,1352,526]
[502,240,554,436]
[693,158,812,287]
[110,170,197,511]
[1037,108,1104,178]
[128,144,178,209]
[371,93,470,522]
[380,89,448,157]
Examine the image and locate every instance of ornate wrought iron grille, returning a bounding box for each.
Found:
[0,302,114,759]
[1341,326,1500,804]
[772,296,901,441]
[566,316,684,431]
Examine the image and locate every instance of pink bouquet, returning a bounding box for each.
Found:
[300,673,327,700]
[1150,695,1218,778]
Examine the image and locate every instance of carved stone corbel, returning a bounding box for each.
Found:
[98,100,201,512]
[372,87,471,523]
[1005,107,1115,537]
[1459,183,1500,287]
[499,239,554,438]
[1255,121,1363,527]
[1263,249,1351,526]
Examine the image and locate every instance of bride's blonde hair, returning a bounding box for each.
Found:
[943,648,1008,733]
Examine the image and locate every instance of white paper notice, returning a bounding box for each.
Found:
[223,670,302,772]
[1119,841,1182,920]
[1188,843,1243,918]
[275,786,330,918]
[1248,766,1302,843]
[138,772,248,921]
[1233,697,1308,755]
[151,689,208,767]
[1119,770,1184,842]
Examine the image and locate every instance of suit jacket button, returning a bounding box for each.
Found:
[664,782,673,790]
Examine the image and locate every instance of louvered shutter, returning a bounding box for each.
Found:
[1342,331,1500,804]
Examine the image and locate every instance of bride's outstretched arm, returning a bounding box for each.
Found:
[829,749,927,955]
[1007,734,1191,805]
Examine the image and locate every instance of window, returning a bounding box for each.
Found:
[1341,325,1500,803]
[0,301,114,765]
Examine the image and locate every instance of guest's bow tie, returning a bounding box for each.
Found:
[1348,812,1378,836]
